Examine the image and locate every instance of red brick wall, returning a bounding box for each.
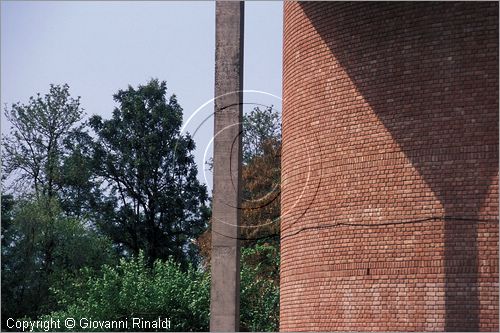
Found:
[281,2,499,331]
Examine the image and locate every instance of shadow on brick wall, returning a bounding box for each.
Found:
[301,2,498,330]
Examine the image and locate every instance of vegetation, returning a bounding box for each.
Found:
[3,84,84,199]
[2,81,281,331]
[198,106,281,285]
[89,80,209,266]
[39,253,210,331]
[240,106,281,246]
[1,196,115,323]
[35,246,278,332]
[240,244,280,331]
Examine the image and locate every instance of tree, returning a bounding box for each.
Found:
[241,106,281,243]
[89,79,209,266]
[240,136,281,244]
[1,194,15,247]
[57,130,107,219]
[1,85,116,328]
[1,82,109,226]
[1,85,108,324]
[242,106,281,165]
[198,106,281,262]
[2,84,84,199]
[196,107,281,329]
[1,197,115,326]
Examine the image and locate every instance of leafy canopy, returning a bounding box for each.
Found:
[2,84,84,198]
[89,79,209,265]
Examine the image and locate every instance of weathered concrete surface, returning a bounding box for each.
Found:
[210,1,244,332]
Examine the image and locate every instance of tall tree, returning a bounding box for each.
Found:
[198,106,281,264]
[197,106,282,328]
[240,105,281,244]
[1,85,116,327]
[2,84,84,199]
[57,130,106,218]
[89,79,209,265]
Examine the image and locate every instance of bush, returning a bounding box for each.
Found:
[40,253,210,331]
[38,245,279,332]
[240,244,280,332]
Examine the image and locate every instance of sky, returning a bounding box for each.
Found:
[1,1,283,191]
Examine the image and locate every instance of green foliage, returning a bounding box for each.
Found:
[2,84,84,197]
[2,82,281,331]
[58,129,106,218]
[1,84,119,329]
[240,244,280,332]
[240,106,281,331]
[1,197,116,326]
[242,106,281,165]
[1,194,15,246]
[89,79,209,266]
[40,253,210,332]
[199,106,282,330]
[38,246,279,332]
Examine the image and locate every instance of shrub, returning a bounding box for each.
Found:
[40,253,209,331]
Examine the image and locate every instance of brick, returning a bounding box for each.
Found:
[280,2,499,332]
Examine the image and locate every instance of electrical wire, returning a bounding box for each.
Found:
[209,215,499,241]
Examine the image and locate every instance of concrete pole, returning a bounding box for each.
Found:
[210,1,244,332]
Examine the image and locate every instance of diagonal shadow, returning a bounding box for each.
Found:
[300,2,498,331]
